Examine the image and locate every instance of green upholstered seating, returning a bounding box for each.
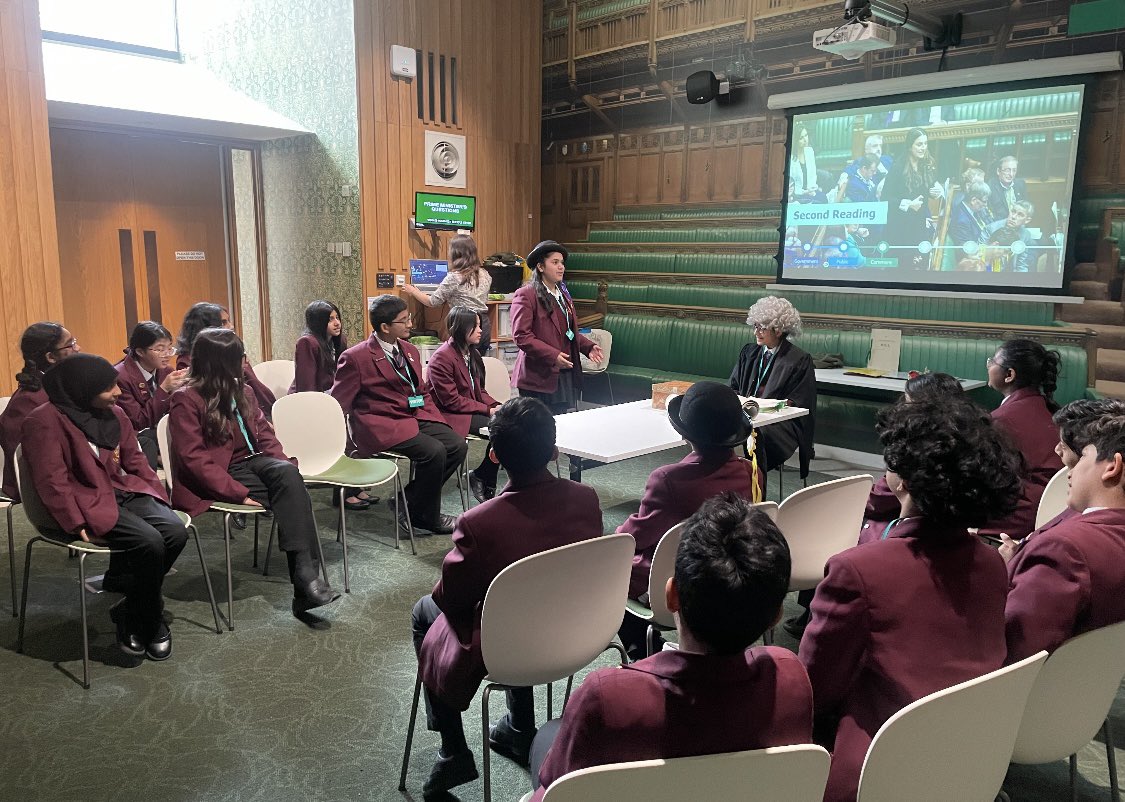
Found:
[610,207,781,221]
[587,227,777,243]
[567,251,776,277]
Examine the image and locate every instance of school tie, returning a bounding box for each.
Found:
[391,347,406,372]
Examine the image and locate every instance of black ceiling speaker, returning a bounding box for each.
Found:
[686,70,719,104]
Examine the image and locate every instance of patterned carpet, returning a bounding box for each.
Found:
[0,442,1119,801]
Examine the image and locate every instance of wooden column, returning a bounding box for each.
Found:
[0,0,63,395]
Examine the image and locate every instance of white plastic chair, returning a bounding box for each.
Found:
[534,744,831,802]
[856,651,1049,802]
[157,416,279,631]
[0,395,17,616]
[481,356,512,404]
[14,445,220,687]
[1009,621,1125,801]
[251,359,296,400]
[579,328,613,403]
[1035,466,1071,530]
[400,533,635,802]
[776,474,873,591]
[271,392,410,591]
[623,502,779,657]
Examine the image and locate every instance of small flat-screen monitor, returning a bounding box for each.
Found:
[410,259,448,292]
[415,192,476,231]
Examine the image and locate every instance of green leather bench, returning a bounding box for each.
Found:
[587,227,777,243]
[567,251,776,276]
[594,313,1093,453]
[612,207,781,221]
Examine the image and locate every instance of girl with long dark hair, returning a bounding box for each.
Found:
[168,328,339,617]
[426,306,502,502]
[402,234,494,354]
[510,240,602,414]
[22,354,186,660]
[115,321,187,468]
[175,302,276,415]
[883,127,945,267]
[1,322,79,501]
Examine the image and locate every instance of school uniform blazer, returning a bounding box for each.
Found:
[114,355,172,432]
[176,352,277,416]
[425,339,499,438]
[728,339,817,477]
[800,517,1008,802]
[618,450,758,598]
[290,333,346,393]
[1,386,47,501]
[1005,506,1125,662]
[419,468,604,711]
[21,404,166,538]
[168,386,287,517]
[329,335,448,456]
[858,475,900,544]
[531,647,814,802]
[510,283,596,394]
[983,388,1064,539]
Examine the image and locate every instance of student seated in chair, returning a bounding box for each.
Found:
[115,321,187,469]
[22,354,187,661]
[410,397,603,800]
[331,295,466,535]
[1005,398,1125,662]
[529,493,812,801]
[800,399,1021,802]
[617,381,760,659]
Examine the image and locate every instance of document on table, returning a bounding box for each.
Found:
[868,328,902,373]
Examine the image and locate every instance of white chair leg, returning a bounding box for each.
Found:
[399,670,423,791]
[78,552,91,689]
[337,492,350,593]
[17,537,40,652]
[482,684,496,802]
[189,524,222,635]
[223,514,235,631]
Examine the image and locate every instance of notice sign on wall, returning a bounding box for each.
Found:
[175,251,206,261]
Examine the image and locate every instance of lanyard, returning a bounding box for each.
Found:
[553,292,571,328]
[389,350,417,394]
[752,348,777,396]
[232,404,257,454]
[464,353,476,392]
[880,517,903,540]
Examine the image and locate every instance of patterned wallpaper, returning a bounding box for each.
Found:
[178,0,365,359]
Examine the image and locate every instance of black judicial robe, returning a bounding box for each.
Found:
[729,338,817,477]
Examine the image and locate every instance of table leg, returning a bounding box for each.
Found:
[569,455,583,482]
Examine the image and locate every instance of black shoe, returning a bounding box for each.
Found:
[488,714,536,768]
[109,599,145,657]
[146,622,172,661]
[343,496,371,511]
[468,471,496,505]
[422,750,478,799]
[231,513,247,531]
[423,513,457,536]
[292,578,342,615]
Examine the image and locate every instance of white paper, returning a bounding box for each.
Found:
[868,328,902,373]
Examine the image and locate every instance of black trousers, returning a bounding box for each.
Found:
[391,420,467,526]
[136,428,160,470]
[103,492,188,637]
[468,413,499,486]
[476,314,493,356]
[228,456,322,585]
[411,594,534,743]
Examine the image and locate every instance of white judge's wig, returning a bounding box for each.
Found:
[745,296,803,339]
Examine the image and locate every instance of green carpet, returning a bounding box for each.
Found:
[0,442,1119,801]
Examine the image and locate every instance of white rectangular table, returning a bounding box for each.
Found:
[815,368,985,393]
[552,399,809,481]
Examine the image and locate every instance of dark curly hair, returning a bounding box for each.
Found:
[1062,401,1125,462]
[904,371,964,402]
[1053,398,1125,455]
[877,399,1022,527]
[996,338,1061,413]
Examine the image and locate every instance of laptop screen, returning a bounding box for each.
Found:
[409,259,449,291]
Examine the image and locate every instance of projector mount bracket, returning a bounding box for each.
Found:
[841,0,962,51]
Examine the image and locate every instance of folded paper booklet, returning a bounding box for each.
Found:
[843,367,887,377]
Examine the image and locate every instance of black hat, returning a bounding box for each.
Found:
[667,381,754,449]
[526,240,569,269]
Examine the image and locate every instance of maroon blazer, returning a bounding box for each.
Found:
[114,355,172,432]
[1,386,47,501]
[419,468,604,711]
[290,333,346,394]
[618,450,759,598]
[982,388,1064,539]
[329,335,449,456]
[510,284,595,394]
[177,352,276,416]
[425,339,499,438]
[1005,506,1125,662]
[168,386,287,517]
[858,475,900,543]
[800,517,1008,802]
[532,647,814,801]
[21,404,166,538]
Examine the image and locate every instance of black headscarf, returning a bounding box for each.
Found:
[42,354,122,449]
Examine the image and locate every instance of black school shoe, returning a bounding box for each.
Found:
[109,599,145,658]
[467,471,496,504]
[146,622,172,661]
[488,714,536,768]
[292,578,342,616]
[423,750,478,799]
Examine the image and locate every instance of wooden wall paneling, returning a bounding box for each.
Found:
[1086,109,1117,188]
[636,152,661,204]
[687,142,712,203]
[739,142,766,201]
[712,144,740,201]
[617,152,639,206]
[768,140,787,199]
[661,148,684,204]
[0,0,63,394]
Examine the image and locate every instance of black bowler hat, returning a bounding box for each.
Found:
[667,381,755,449]
[526,240,569,269]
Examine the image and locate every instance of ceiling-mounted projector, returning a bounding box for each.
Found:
[814,21,897,60]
